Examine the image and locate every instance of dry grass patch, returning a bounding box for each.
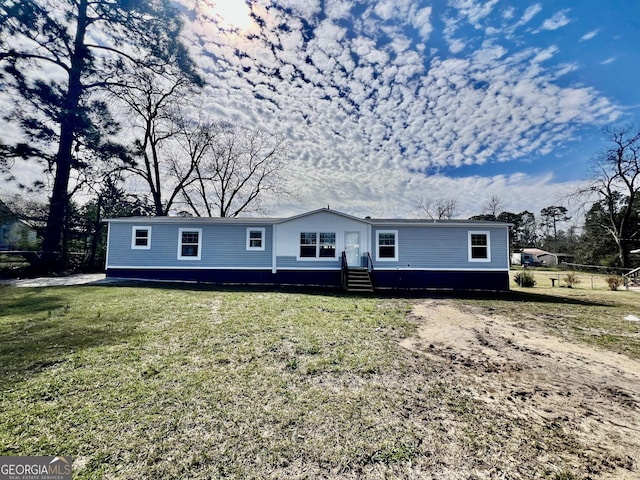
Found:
[462,283,640,359]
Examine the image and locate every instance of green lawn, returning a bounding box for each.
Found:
[0,283,638,478]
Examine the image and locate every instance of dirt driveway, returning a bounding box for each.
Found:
[402,299,640,479]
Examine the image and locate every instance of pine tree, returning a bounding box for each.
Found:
[0,0,201,270]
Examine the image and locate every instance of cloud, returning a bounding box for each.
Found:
[449,0,500,29]
[146,1,624,217]
[442,16,464,53]
[580,28,600,42]
[502,7,515,20]
[373,0,396,20]
[531,45,558,63]
[601,56,617,65]
[324,0,354,20]
[412,6,433,40]
[274,166,587,221]
[540,10,571,31]
[1,0,623,223]
[515,4,542,28]
[276,0,322,18]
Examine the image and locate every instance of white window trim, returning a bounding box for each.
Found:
[377,230,398,262]
[468,231,491,262]
[178,228,202,260]
[297,231,337,261]
[131,226,152,250]
[246,228,266,251]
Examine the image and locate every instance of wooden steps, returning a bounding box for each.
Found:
[345,268,373,293]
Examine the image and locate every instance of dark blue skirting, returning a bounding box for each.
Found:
[106,268,509,291]
[106,268,342,288]
[371,270,509,291]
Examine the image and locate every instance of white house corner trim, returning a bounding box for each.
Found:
[105,222,111,269]
[272,223,278,273]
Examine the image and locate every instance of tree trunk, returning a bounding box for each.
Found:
[618,237,629,268]
[88,195,102,269]
[40,0,88,272]
[41,151,72,271]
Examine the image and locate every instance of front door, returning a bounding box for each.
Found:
[345,232,360,267]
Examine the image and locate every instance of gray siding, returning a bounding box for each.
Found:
[371,225,508,270]
[106,211,510,276]
[107,222,272,269]
[276,256,341,269]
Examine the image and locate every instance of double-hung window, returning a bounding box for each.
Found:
[319,233,336,258]
[299,232,336,259]
[131,226,151,250]
[178,228,202,260]
[246,228,265,251]
[300,232,317,258]
[377,230,398,261]
[468,231,491,262]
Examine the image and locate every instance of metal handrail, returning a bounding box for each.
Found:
[340,251,348,290]
[366,252,374,273]
[623,266,640,288]
[623,266,640,278]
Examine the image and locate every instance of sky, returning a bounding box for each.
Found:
[172,0,640,221]
[2,0,639,223]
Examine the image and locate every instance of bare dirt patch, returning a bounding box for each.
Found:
[402,299,640,479]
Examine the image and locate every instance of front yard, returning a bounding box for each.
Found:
[0,282,638,478]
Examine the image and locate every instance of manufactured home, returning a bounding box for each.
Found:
[105,208,510,291]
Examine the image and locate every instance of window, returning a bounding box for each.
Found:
[178,228,202,260]
[377,230,398,261]
[300,232,317,258]
[468,231,491,262]
[319,233,336,258]
[131,226,151,250]
[299,232,336,259]
[246,228,265,251]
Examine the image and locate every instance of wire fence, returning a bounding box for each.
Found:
[560,262,631,275]
[512,268,626,290]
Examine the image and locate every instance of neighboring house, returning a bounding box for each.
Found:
[0,199,38,251]
[104,208,511,291]
[519,248,573,266]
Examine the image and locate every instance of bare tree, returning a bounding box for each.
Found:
[485,194,502,219]
[179,123,289,217]
[168,116,217,214]
[417,196,457,220]
[575,127,640,267]
[117,73,203,215]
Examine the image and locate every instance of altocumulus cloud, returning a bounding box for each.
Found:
[175,0,620,218]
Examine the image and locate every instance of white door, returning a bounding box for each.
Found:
[345,232,360,267]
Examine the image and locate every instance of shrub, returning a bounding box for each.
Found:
[563,272,579,288]
[606,276,624,291]
[514,271,536,287]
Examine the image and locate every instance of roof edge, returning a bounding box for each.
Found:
[274,207,372,224]
[104,208,512,227]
